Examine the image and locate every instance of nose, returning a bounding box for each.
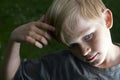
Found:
[79,44,91,56]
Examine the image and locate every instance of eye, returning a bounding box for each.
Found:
[69,43,79,49]
[83,33,93,41]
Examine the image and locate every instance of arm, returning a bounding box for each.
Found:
[3,40,21,80]
[2,16,55,80]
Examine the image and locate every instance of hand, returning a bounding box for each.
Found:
[10,16,55,48]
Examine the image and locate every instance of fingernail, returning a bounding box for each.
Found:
[35,41,43,48]
[41,38,48,46]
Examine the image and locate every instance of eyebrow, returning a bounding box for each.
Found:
[67,27,95,45]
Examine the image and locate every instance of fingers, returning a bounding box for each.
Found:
[25,36,43,48]
[36,22,55,31]
[35,18,55,32]
[12,16,56,49]
[23,20,54,48]
[34,26,52,40]
[35,41,43,48]
[26,34,48,48]
[29,31,48,45]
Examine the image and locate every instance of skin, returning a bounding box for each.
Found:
[2,16,55,80]
[10,16,55,48]
[68,9,120,68]
[1,9,120,80]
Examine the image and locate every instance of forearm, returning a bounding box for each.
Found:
[1,18,54,80]
[3,40,21,80]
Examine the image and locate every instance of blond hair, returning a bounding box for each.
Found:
[45,0,106,45]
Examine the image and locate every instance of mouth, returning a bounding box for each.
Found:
[86,53,98,62]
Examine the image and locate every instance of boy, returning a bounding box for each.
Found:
[2,0,120,80]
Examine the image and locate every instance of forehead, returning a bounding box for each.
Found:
[61,17,104,45]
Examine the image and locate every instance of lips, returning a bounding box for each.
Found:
[86,53,98,62]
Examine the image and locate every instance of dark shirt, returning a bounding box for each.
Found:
[14,50,120,80]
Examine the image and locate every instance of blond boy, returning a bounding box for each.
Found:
[2,0,120,80]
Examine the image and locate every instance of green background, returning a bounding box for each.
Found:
[0,0,120,67]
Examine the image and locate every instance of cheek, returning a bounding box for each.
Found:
[92,36,105,52]
[92,36,109,54]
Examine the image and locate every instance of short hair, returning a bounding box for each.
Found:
[45,0,106,45]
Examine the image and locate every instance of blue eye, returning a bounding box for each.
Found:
[84,33,93,41]
[69,43,79,49]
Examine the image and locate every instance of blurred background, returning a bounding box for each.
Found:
[0,0,120,67]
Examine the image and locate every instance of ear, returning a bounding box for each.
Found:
[102,9,113,29]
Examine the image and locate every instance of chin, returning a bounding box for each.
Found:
[90,58,105,68]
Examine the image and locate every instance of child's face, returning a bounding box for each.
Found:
[66,16,111,67]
